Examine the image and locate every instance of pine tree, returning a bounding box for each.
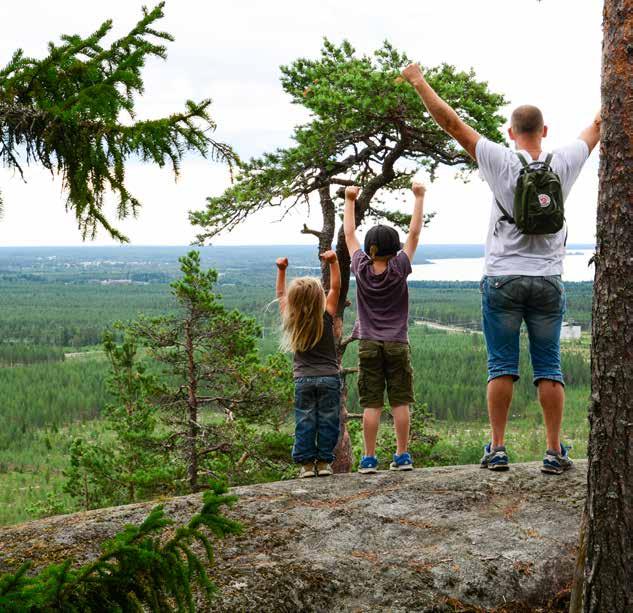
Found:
[0,2,235,241]
[64,329,182,510]
[130,251,291,492]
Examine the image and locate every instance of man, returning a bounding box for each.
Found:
[401,63,600,475]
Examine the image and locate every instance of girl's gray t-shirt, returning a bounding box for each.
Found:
[293,311,339,379]
[351,250,412,343]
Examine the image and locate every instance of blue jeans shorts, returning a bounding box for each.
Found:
[292,375,341,464]
[480,275,566,386]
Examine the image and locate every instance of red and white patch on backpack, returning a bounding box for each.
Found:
[538,194,551,207]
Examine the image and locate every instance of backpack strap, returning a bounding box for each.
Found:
[544,152,553,168]
[516,152,530,169]
[495,199,514,223]
[494,198,515,235]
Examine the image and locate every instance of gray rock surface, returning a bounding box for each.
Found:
[0,461,586,612]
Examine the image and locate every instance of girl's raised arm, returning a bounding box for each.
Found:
[320,250,340,317]
[275,257,288,313]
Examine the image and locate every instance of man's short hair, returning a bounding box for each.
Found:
[511,105,544,135]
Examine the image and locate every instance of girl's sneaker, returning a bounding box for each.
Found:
[299,462,316,478]
[316,461,333,476]
[390,452,414,471]
[358,455,379,474]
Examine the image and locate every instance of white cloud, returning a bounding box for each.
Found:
[0,0,602,246]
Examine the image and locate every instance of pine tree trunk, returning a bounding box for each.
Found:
[184,320,199,492]
[579,2,633,609]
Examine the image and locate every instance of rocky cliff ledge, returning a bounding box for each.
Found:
[0,461,587,612]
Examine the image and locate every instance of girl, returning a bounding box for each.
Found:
[276,251,342,478]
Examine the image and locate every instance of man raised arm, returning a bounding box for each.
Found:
[401,63,481,160]
[578,112,602,153]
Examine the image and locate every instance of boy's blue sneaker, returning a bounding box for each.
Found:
[541,444,574,475]
[358,455,378,474]
[480,442,510,471]
[390,452,414,471]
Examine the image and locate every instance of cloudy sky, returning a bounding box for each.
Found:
[0,0,603,247]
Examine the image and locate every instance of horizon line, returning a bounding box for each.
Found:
[0,242,596,249]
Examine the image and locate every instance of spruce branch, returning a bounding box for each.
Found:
[0,483,241,612]
[0,3,236,241]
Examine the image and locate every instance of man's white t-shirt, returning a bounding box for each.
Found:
[476,138,589,276]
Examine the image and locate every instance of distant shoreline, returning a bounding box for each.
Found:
[0,244,596,263]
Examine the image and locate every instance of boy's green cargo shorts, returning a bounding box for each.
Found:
[357,339,415,408]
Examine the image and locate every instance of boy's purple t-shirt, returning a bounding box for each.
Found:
[351,250,412,343]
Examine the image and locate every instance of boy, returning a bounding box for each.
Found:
[344,181,425,473]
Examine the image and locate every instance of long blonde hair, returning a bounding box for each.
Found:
[281,277,326,353]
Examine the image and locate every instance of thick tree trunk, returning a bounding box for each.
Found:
[578,2,633,610]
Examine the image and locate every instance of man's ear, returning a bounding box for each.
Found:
[542,125,549,138]
[508,126,516,141]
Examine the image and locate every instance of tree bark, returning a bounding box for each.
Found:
[578,2,633,610]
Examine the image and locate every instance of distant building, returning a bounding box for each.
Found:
[561,322,582,341]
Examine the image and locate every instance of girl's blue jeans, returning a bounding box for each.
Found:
[292,375,341,464]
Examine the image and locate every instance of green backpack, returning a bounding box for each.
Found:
[496,152,565,235]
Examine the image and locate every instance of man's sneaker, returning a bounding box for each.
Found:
[299,462,316,478]
[358,455,379,474]
[542,444,574,475]
[390,452,414,471]
[316,461,333,476]
[480,442,510,471]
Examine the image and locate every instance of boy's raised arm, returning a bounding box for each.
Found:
[403,181,426,262]
[320,250,341,317]
[344,186,361,257]
[401,63,481,161]
[275,257,288,313]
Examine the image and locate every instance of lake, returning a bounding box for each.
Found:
[410,249,595,282]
